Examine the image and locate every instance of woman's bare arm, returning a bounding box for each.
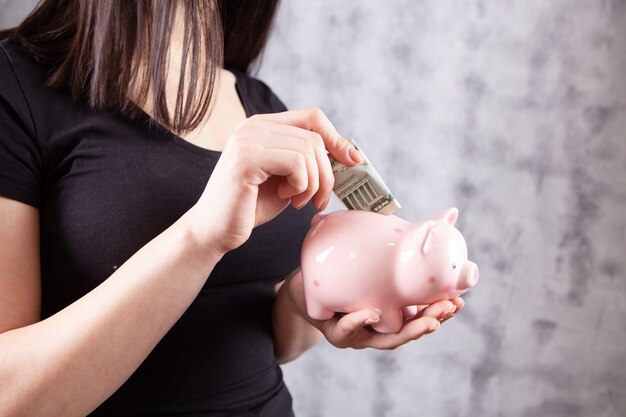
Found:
[0,196,224,417]
[272,271,323,364]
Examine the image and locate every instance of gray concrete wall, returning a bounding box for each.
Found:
[260,3,626,416]
[3,1,626,416]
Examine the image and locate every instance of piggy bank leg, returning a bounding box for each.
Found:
[306,302,335,321]
[370,308,404,334]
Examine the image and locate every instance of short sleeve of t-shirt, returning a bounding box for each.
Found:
[0,42,43,208]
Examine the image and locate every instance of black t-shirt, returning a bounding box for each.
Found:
[0,39,315,416]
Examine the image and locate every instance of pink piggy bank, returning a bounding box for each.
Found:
[301,208,479,333]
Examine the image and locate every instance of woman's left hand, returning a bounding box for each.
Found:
[284,270,465,350]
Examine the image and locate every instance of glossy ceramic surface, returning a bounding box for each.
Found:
[301,208,479,333]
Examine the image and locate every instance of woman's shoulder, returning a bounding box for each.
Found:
[230,68,288,115]
[0,39,96,142]
[0,39,51,92]
[0,39,43,139]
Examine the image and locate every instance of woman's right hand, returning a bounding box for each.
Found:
[186,108,363,255]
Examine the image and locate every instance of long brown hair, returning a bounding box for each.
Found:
[0,0,280,134]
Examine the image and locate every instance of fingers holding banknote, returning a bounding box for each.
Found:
[187,108,358,255]
[250,108,363,210]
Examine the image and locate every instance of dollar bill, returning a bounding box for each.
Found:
[329,139,401,215]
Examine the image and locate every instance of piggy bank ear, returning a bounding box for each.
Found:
[435,208,459,226]
[422,221,435,255]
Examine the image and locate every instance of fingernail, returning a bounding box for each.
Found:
[365,316,380,325]
[374,308,383,316]
[322,195,331,210]
[447,305,457,314]
[314,196,324,211]
[430,320,441,331]
[277,187,289,200]
[295,199,307,210]
[348,145,363,164]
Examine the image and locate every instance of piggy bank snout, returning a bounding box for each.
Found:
[457,261,479,291]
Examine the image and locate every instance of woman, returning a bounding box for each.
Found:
[0,1,464,415]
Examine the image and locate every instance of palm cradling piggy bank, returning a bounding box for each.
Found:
[301,208,479,333]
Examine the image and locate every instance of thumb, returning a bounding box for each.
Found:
[327,309,381,338]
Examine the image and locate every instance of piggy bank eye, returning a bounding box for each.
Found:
[452,262,457,269]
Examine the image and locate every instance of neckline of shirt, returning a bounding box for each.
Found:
[134,68,251,158]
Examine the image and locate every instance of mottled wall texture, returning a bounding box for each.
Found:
[2,1,626,416]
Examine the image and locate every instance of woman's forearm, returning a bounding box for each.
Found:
[0,211,223,417]
[272,271,323,364]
